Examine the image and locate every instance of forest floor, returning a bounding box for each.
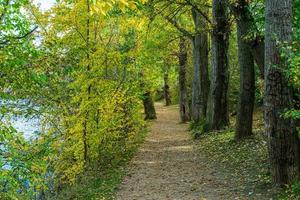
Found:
[115,102,281,200]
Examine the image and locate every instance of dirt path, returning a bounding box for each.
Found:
[115,103,259,200]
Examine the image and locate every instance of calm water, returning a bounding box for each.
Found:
[12,116,40,139]
[1,100,40,139]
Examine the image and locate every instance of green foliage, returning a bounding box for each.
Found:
[52,128,147,200]
[189,119,207,139]
[248,0,265,37]
[1,0,149,198]
[282,0,300,144]
[0,122,49,199]
[54,168,126,200]
[280,181,300,200]
[228,25,240,110]
[1,0,299,199]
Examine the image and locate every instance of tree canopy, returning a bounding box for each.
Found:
[0,0,300,199]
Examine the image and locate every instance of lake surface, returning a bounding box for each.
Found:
[1,100,40,139]
[12,116,40,139]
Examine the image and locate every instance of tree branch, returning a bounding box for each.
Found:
[0,26,38,48]
[165,16,193,39]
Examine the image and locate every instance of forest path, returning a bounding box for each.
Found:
[115,102,235,200]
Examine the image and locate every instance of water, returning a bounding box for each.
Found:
[0,99,41,139]
[12,116,40,139]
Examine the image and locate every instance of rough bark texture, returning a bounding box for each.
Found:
[207,0,230,131]
[143,91,157,120]
[230,2,265,79]
[234,0,255,140]
[163,72,171,106]
[265,0,299,185]
[191,8,210,122]
[178,38,190,122]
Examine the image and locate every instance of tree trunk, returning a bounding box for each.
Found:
[265,0,299,185]
[234,0,255,140]
[163,72,171,106]
[143,91,157,120]
[251,36,265,79]
[230,2,265,79]
[191,8,210,122]
[178,37,190,122]
[191,35,201,122]
[207,0,230,131]
[83,0,91,162]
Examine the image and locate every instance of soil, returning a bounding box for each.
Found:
[115,103,277,200]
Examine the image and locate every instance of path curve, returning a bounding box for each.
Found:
[115,103,238,200]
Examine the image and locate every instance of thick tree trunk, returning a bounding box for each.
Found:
[163,72,171,106]
[178,37,190,122]
[191,8,210,122]
[191,35,201,122]
[207,0,230,131]
[234,0,255,140]
[230,2,265,79]
[265,0,299,185]
[143,91,157,120]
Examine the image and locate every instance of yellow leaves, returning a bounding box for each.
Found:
[128,1,137,10]
[90,0,148,15]
[118,0,148,11]
[91,1,113,16]
[119,0,129,11]
[140,0,148,4]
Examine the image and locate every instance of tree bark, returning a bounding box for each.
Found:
[207,0,230,131]
[251,36,265,79]
[265,0,299,185]
[178,37,190,122]
[191,8,210,122]
[143,91,157,120]
[163,72,171,106]
[230,2,265,79]
[234,0,255,140]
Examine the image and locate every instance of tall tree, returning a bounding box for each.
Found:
[191,8,210,122]
[153,0,211,123]
[178,37,190,122]
[231,0,266,80]
[265,0,299,185]
[233,0,255,140]
[163,69,172,106]
[207,0,230,131]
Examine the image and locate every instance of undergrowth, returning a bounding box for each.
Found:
[189,119,207,139]
[280,181,300,200]
[193,108,281,198]
[51,128,147,200]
